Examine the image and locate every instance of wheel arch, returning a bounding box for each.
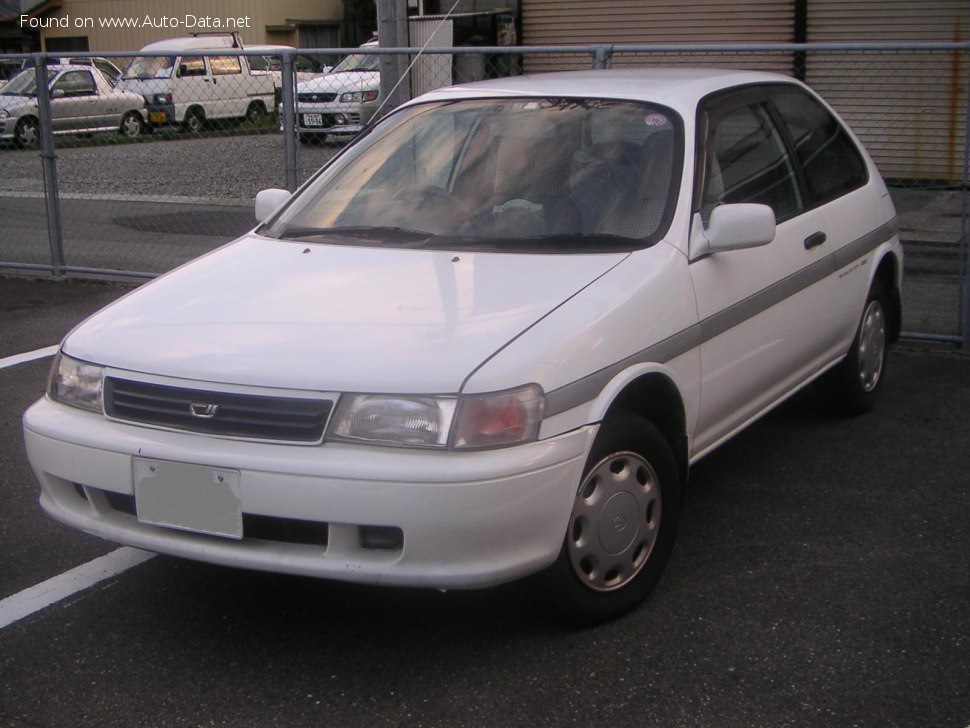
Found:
[873,250,902,343]
[593,368,690,488]
[184,104,205,122]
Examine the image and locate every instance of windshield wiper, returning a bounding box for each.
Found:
[278,225,436,243]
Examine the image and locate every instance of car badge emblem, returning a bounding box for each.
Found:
[189,403,219,419]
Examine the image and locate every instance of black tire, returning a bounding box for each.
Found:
[182,109,205,134]
[14,116,39,147]
[119,111,143,138]
[245,101,266,124]
[541,413,682,625]
[822,279,889,415]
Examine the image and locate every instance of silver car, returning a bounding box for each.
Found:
[0,64,146,146]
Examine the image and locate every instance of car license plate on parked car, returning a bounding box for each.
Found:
[303,113,323,127]
[134,458,242,539]
[149,111,167,124]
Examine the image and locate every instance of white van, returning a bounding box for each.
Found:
[116,34,275,132]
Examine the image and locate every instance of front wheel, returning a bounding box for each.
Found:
[181,109,205,134]
[541,413,682,624]
[14,117,39,147]
[245,101,266,124]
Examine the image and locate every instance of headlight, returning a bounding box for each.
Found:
[0,110,9,119]
[327,384,544,450]
[329,394,457,448]
[47,351,104,413]
[339,90,378,104]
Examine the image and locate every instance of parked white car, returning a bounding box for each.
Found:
[246,44,332,105]
[116,35,275,132]
[24,69,902,623]
[292,40,379,142]
[0,64,145,146]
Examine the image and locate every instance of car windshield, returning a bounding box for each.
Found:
[122,56,175,79]
[262,97,681,253]
[331,52,380,73]
[0,69,57,95]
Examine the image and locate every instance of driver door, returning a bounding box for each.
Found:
[50,69,98,131]
[689,87,843,456]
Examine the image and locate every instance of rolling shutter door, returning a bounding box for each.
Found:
[521,0,795,74]
[806,1,968,182]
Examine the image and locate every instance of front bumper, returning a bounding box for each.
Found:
[0,114,19,139]
[24,397,595,589]
[293,101,363,136]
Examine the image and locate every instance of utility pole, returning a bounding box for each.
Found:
[376,0,411,116]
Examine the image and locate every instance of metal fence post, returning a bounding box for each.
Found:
[34,54,65,278]
[961,67,970,353]
[281,50,298,192]
[592,45,614,70]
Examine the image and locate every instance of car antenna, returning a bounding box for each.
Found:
[370,0,462,122]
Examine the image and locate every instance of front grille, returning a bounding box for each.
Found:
[298,92,337,103]
[104,377,333,443]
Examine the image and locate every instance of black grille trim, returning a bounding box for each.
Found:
[298,92,337,103]
[104,377,333,443]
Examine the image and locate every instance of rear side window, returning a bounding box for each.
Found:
[770,86,868,205]
[178,57,206,77]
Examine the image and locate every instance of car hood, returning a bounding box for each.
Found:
[298,71,379,94]
[0,94,33,112]
[63,234,628,394]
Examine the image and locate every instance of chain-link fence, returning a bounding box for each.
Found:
[1,42,967,346]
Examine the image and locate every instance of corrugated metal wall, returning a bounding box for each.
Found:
[806,0,968,182]
[521,0,967,182]
[521,0,795,72]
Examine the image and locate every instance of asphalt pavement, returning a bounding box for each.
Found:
[0,277,968,728]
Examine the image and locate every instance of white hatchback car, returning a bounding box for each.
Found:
[24,69,902,623]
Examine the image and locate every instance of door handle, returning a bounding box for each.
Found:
[804,231,827,250]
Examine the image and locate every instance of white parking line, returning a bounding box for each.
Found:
[0,345,59,370]
[0,547,156,630]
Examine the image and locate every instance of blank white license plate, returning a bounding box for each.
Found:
[303,113,323,127]
[134,458,242,539]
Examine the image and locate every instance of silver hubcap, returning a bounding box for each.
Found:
[19,122,37,144]
[858,299,886,393]
[568,451,661,592]
[122,115,139,136]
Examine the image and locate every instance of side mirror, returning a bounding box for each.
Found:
[691,203,776,259]
[255,188,291,223]
[50,88,66,99]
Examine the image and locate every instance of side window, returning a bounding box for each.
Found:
[248,55,271,72]
[770,86,868,205]
[701,99,802,223]
[53,70,96,96]
[210,56,242,76]
[177,56,206,78]
[94,59,119,83]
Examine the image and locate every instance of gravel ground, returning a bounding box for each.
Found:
[0,133,340,200]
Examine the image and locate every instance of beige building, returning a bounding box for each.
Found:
[22,0,344,52]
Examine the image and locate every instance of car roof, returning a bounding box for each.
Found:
[140,36,238,52]
[413,68,803,115]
